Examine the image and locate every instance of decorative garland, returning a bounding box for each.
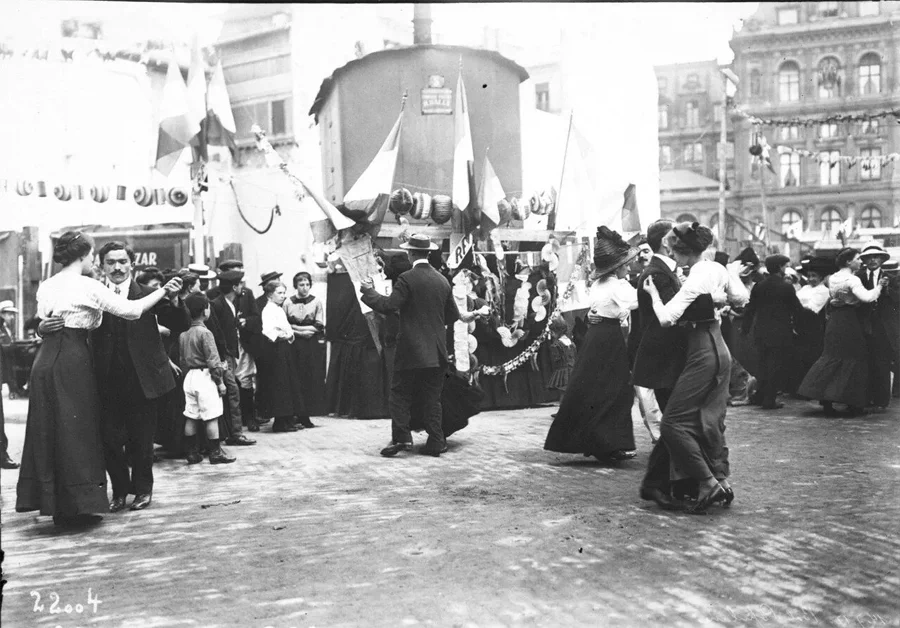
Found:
[480,244,589,377]
[0,179,189,207]
[731,107,900,127]
[773,144,899,169]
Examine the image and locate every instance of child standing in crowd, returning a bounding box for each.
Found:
[547,315,576,394]
[179,293,235,465]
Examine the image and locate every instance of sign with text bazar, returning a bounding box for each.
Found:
[421,74,453,115]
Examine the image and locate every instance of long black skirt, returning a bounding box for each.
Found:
[291,335,327,416]
[797,306,868,408]
[544,319,635,457]
[410,369,484,438]
[16,329,108,516]
[256,339,308,420]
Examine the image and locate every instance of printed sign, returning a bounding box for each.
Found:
[447,232,474,269]
[421,75,452,115]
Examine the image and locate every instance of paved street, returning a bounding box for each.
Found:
[1,394,899,628]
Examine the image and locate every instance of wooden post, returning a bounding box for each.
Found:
[758,159,770,253]
[550,111,574,232]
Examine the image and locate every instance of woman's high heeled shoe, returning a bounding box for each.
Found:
[710,486,734,507]
[687,484,726,514]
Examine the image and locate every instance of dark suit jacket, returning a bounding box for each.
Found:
[209,294,240,359]
[93,280,191,400]
[632,256,685,389]
[857,268,899,354]
[360,263,460,371]
[742,275,801,348]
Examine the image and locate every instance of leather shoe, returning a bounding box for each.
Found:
[186,451,203,465]
[687,484,725,515]
[1,452,19,469]
[226,434,256,446]
[297,417,317,429]
[130,493,152,511]
[380,442,413,457]
[209,448,236,464]
[247,421,260,432]
[423,444,449,457]
[109,496,127,513]
[640,487,685,511]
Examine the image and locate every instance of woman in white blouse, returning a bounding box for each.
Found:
[15,231,180,527]
[798,247,886,415]
[544,227,640,462]
[793,257,834,387]
[641,223,749,514]
[256,280,310,432]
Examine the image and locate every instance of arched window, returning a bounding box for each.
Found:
[859,53,881,95]
[709,213,735,239]
[859,205,882,228]
[676,213,698,224]
[749,69,761,97]
[781,209,804,234]
[820,207,843,231]
[779,62,800,102]
[818,56,842,99]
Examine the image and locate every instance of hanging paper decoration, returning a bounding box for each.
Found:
[167,188,188,207]
[133,187,153,207]
[54,184,72,201]
[16,181,33,196]
[389,187,413,216]
[91,185,109,203]
[116,185,127,201]
[36,181,47,197]
[451,274,474,373]
[774,143,899,168]
[732,107,900,128]
[541,238,560,272]
[431,194,453,224]
[411,191,432,220]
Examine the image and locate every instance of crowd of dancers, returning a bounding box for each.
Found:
[2,221,897,526]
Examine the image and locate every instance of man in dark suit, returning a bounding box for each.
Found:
[856,244,894,408]
[360,234,466,458]
[93,242,191,512]
[741,254,801,410]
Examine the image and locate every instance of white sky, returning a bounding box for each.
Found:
[1,2,759,66]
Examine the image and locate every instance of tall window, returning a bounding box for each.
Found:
[658,104,669,130]
[659,145,672,166]
[819,123,838,138]
[861,119,879,134]
[859,2,880,17]
[779,62,800,102]
[780,126,800,140]
[781,209,804,234]
[535,83,550,112]
[778,8,799,24]
[860,148,882,180]
[749,69,761,97]
[859,205,882,228]
[232,97,293,141]
[818,1,840,17]
[820,207,843,231]
[819,151,841,185]
[685,101,700,128]
[683,143,703,165]
[780,153,801,188]
[859,53,881,95]
[818,57,841,99]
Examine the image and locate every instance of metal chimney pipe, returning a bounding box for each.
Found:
[413,4,432,45]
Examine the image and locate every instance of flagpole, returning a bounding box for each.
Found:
[551,111,574,232]
[758,158,770,252]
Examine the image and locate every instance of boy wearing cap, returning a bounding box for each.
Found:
[857,244,895,408]
[179,293,236,465]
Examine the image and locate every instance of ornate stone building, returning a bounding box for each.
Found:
[729,1,900,256]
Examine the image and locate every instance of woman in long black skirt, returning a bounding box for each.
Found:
[256,280,310,432]
[16,231,180,527]
[284,272,326,418]
[797,248,886,415]
[544,227,639,461]
[640,223,749,513]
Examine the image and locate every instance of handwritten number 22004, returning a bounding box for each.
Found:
[31,588,102,614]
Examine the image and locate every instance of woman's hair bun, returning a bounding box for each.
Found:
[53,231,94,266]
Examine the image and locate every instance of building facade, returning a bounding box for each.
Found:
[729,0,900,256]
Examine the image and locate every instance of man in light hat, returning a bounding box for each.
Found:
[360,234,465,458]
[857,244,895,408]
[0,300,17,344]
[0,302,19,468]
[188,263,217,293]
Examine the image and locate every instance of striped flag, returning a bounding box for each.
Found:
[203,62,237,161]
[621,183,641,232]
[155,53,199,176]
[341,110,403,225]
[477,153,504,227]
[186,37,207,162]
[452,62,479,233]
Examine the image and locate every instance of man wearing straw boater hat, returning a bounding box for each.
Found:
[360,234,463,458]
[857,243,894,408]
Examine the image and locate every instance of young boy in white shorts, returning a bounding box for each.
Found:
[180,293,236,465]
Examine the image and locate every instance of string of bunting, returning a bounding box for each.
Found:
[773,144,898,169]
[480,244,589,377]
[731,107,900,127]
[0,179,190,207]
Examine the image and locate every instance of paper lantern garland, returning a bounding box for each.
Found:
[2,179,193,207]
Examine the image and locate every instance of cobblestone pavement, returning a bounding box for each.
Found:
[1,394,899,628]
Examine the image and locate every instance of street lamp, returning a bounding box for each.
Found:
[718,67,739,251]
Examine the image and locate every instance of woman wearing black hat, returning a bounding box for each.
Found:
[797,247,887,415]
[544,226,640,462]
[640,222,749,513]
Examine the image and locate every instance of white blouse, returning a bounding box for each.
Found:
[261,300,294,342]
[36,273,145,330]
[589,277,638,323]
[828,269,881,306]
[797,283,830,314]
[654,259,749,327]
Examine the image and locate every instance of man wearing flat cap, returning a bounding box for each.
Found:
[857,244,895,408]
[360,234,466,458]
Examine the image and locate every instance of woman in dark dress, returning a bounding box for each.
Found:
[793,257,833,387]
[284,272,326,417]
[256,280,311,432]
[544,227,639,462]
[797,248,886,415]
[16,231,180,527]
[640,223,749,513]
